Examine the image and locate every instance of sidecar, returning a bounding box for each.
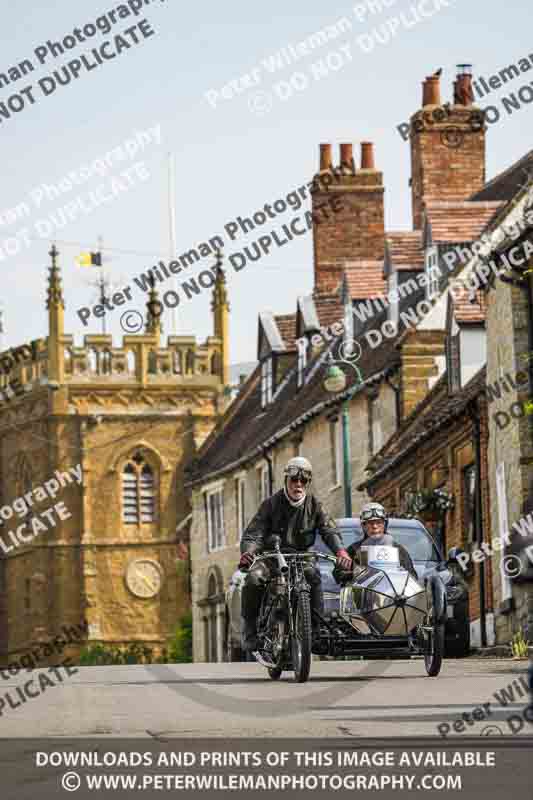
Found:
[317,545,446,676]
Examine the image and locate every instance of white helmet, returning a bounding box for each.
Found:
[360,501,388,532]
[284,456,312,485]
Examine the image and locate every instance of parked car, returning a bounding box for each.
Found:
[225,517,470,661]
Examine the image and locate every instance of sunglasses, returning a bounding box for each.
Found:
[289,475,309,485]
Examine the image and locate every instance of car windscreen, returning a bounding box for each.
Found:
[316,525,441,562]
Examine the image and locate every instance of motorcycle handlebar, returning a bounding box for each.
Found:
[251,550,336,566]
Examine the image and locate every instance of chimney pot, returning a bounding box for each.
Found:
[340,142,353,167]
[456,73,473,106]
[360,141,375,170]
[423,75,441,106]
[319,143,332,171]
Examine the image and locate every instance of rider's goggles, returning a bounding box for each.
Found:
[285,467,312,483]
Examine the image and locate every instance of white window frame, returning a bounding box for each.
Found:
[257,464,270,503]
[495,463,512,603]
[235,476,246,537]
[426,246,439,299]
[344,301,354,349]
[389,271,399,328]
[330,419,343,488]
[261,357,273,407]
[206,487,225,552]
[297,339,307,388]
[371,396,383,455]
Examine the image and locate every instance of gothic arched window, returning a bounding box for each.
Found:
[121,453,156,524]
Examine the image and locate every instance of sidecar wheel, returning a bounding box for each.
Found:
[424,622,445,676]
[268,667,282,680]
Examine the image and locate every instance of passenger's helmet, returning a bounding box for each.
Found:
[284,456,313,485]
[360,502,388,533]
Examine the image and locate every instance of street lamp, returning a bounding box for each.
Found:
[323,359,363,518]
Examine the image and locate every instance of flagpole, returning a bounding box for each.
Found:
[98,236,106,335]
[168,153,178,334]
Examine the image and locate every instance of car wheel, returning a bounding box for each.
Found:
[446,608,470,658]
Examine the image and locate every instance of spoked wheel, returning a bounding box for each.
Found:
[291,591,312,683]
[423,598,445,676]
[261,611,285,678]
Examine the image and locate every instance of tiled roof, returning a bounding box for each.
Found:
[359,366,486,489]
[386,231,424,270]
[274,313,297,349]
[470,149,533,202]
[344,260,387,299]
[425,201,503,243]
[188,307,400,485]
[452,286,486,324]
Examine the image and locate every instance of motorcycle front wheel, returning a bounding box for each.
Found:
[291,591,312,683]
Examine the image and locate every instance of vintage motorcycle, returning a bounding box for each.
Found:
[247,535,330,683]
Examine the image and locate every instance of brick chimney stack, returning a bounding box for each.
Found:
[410,65,485,229]
[312,141,385,294]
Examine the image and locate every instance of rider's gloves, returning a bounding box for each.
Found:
[238,552,255,570]
[336,549,352,571]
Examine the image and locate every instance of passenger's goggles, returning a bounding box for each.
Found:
[361,508,386,523]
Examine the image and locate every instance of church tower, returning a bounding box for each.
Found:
[0,245,229,666]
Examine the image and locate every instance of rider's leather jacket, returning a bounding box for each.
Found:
[240,489,344,556]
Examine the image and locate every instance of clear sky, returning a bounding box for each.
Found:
[1,0,532,366]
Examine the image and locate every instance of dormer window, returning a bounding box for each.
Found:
[426,246,439,299]
[261,357,273,407]
[297,338,309,388]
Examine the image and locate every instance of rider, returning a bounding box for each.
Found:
[238,456,352,653]
[335,502,417,580]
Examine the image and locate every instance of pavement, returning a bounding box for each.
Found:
[2,656,532,739]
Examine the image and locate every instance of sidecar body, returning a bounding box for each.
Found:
[317,545,446,675]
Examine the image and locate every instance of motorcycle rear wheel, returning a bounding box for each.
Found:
[291,591,312,683]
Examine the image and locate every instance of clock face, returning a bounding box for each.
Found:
[125,559,163,598]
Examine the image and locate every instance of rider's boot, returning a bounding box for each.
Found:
[241,572,264,653]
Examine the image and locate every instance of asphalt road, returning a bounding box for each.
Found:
[2,657,531,739]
